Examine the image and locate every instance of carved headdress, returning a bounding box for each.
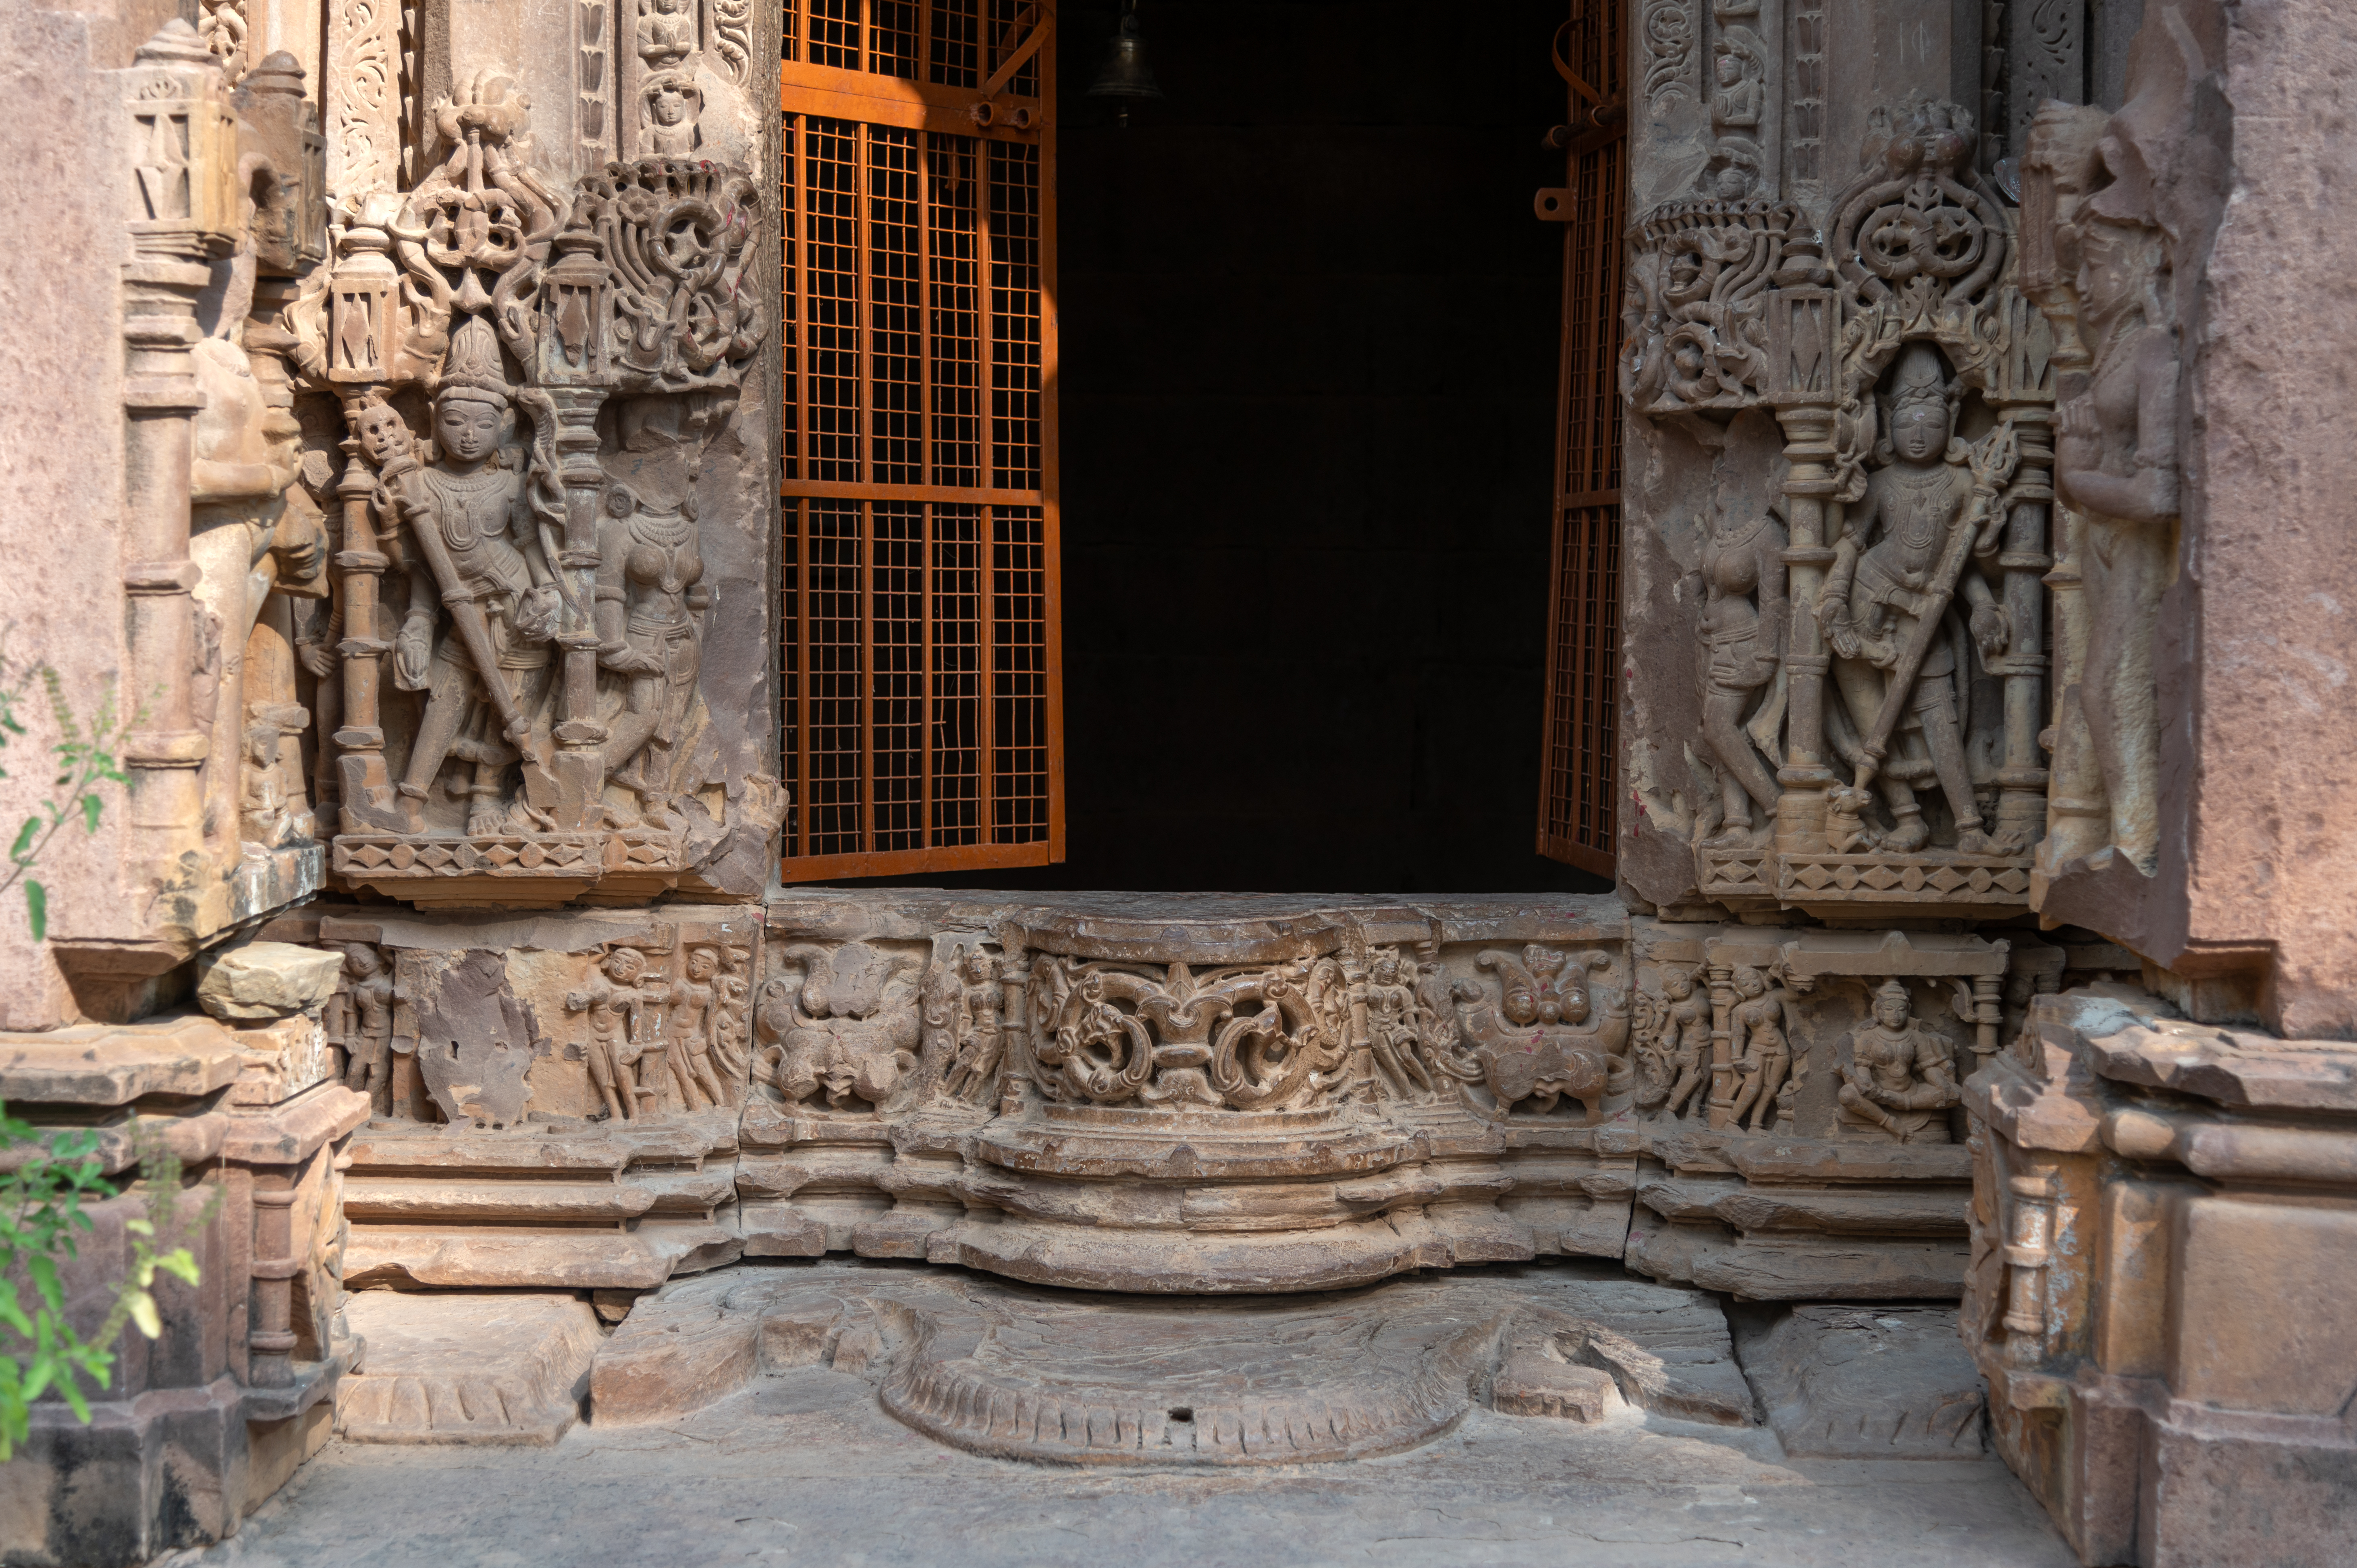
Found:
[1867,342,1961,433]
[434,314,511,410]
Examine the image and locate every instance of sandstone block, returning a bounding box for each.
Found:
[1739,1305,1986,1458]
[196,941,345,1021]
[336,1291,604,1444]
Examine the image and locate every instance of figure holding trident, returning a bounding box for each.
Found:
[1817,343,2021,854]
[380,315,563,833]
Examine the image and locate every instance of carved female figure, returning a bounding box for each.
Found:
[2055,205,2175,875]
[1654,968,1711,1120]
[1362,949,1433,1096]
[668,944,731,1108]
[328,943,396,1116]
[1835,979,1960,1143]
[596,424,708,817]
[565,944,656,1121]
[943,948,1005,1101]
[1698,496,1787,845]
[1817,343,2011,853]
[1724,964,1798,1132]
[384,316,560,834]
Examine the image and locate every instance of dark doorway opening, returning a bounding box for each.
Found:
[846,0,1609,894]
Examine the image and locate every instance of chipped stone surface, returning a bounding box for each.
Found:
[1736,1305,1985,1458]
[337,1291,604,1444]
[196,942,347,1021]
[588,1261,1756,1463]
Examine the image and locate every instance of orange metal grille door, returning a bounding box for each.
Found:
[1537,0,1625,877]
[779,0,1063,879]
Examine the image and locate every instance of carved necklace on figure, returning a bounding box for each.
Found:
[423,466,509,552]
[1891,467,1950,550]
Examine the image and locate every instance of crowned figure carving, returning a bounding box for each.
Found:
[279,61,770,903]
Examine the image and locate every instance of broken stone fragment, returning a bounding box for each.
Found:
[196,941,347,1021]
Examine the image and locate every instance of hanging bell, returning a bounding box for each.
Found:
[1086,0,1164,125]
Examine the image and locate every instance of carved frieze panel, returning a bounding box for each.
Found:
[282,68,777,907]
[1619,95,2064,923]
[314,906,756,1129]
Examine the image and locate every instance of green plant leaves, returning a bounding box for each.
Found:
[23,881,42,942]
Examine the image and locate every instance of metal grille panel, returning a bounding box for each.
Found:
[1539,0,1627,875]
[781,3,1062,877]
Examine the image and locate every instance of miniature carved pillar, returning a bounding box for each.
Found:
[120,259,215,837]
[331,392,394,825]
[2001,1166,2059,1364]
[1766,284,1839,855]
[247,1182,301,1386]
[1971,971,2005,1064]
[321,222,406,831]
[533,226,619,827]
[120,31,242,842]
[1984,295,2057,851]
[1705,962,1738,1129]
[542,387,611,825]
[995,933,1032,1116]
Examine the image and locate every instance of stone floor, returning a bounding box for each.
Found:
[164,1263,2079,1568]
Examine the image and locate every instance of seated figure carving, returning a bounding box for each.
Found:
[1834,978,1961,1142]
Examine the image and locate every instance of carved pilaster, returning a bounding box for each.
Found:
[120,28,240,844]
[326,0,413,200]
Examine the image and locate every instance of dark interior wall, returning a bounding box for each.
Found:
[849,0,1610,894]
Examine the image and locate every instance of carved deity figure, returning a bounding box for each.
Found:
[1656,967,1711,1120]
[641,71,701,157]
[565,944,659,1120]
[383,316,561,834]
[2053,178,2176,876]
[635,0,695,68]
[1818,343,2014,854]
[1711,38,1763,131]
[942,949,1006,1102]
[326,943,396,1115]
[1835,979,1960,1142]
[1698,493,1787,845]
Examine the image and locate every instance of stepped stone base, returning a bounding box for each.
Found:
[337,1292,605,1444]
[585,1260,1758,1463]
